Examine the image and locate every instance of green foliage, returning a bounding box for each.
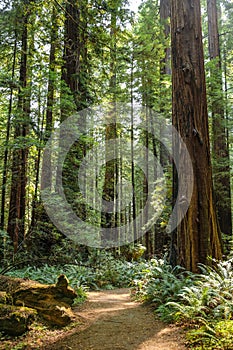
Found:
[5,264,88,304]
[165,260,233,350]
[5,250,150,291]
[187,320,233,350]
[120,243,147,261]
[5,252,233,349]
[132,258,195,317]
[133,258,233,349]
[0,230,14,268]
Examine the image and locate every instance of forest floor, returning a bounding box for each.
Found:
[1,288,188,349]
[46,288,188,350]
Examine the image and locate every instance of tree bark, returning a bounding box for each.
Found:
[0,37,17,231]
[40,5,58,192]
[60,0,88,223]
[101,6,118,239]
[160,0,171,75]
[171,0,222,272]
[7,6,31,252]
[207,0,232,244]
[61,0,80,114]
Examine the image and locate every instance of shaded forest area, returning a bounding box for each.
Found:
[1,0,233,348]
[0,0,175,266]
[0,0,232,269]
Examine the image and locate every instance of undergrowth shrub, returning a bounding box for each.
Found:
[5,251,151,300]
[5,251,233,349]
[133,258,233,349]
[186,319,233,350]
[132,258,195,307]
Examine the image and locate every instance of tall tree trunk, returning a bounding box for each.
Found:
[159,0,171,168]
[0,36,17,230]
[207,0,232,247]
[59,0,89,225]
[101,6,118,239]
[130,56,137,242]
[160,0,171,76]
[7,6,30,252]
[61,0,80,116]
[170,0,222,272]
[40,5,58,192]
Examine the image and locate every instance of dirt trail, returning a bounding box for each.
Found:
[47,288,187,350]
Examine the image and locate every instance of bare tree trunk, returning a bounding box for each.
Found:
[170,0,222,271]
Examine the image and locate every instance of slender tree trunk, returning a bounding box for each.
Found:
[130,56,137,242]
[170,0,222,271]
[101,7,118,238]
[159,0,171,168]
[0,37,17,230]
[143,108,151,257]
[207,0,232,245]
[30,89,44,230]
[160,0,171,75]
[41,6,58,192]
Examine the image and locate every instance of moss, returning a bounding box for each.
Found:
[0,291,9,304]
[0,304,36,336]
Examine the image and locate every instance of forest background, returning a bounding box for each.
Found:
[1,0,233,348]
[0,0,232,267]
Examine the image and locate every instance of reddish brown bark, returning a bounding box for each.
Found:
[7,7,30,252]
[171,0,222,271]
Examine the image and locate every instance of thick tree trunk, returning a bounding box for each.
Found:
[171,0,222,272]
[61,0,80,115]
[207,0,232,244]
[7,8,30,252]
[59,0,88,223]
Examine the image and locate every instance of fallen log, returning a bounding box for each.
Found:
[0,274,77,328]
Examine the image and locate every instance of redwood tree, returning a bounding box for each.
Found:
[7,1,31,252]
[207,0,232,245]
[170,0,222,271]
